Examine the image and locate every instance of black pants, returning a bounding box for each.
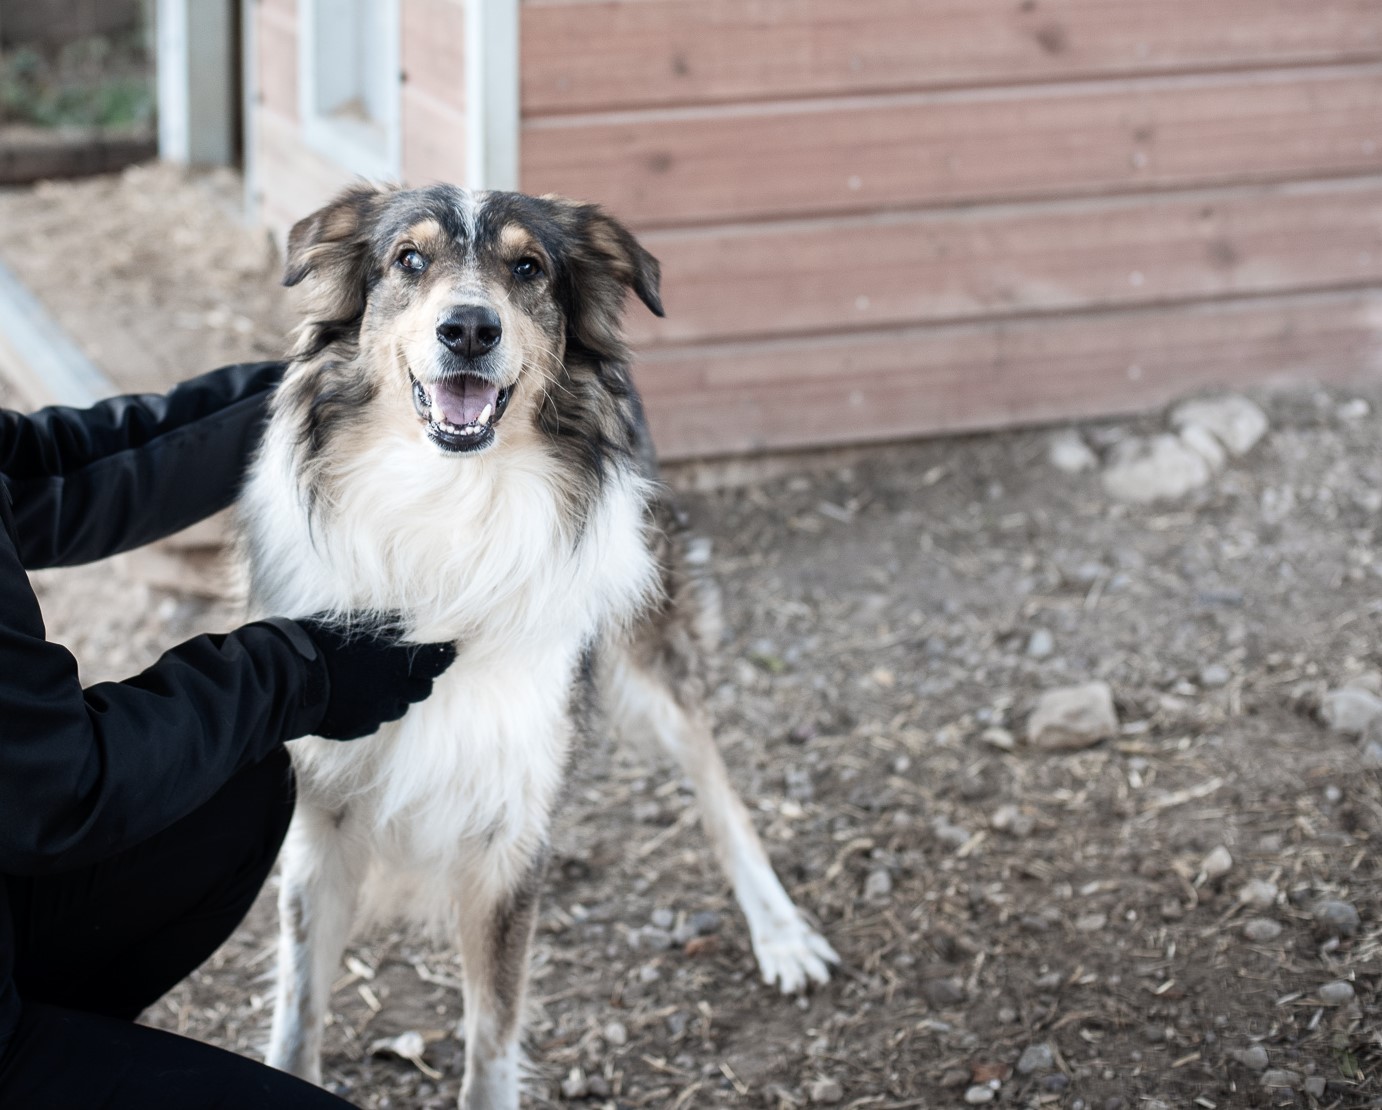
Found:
[0,748,352,1108]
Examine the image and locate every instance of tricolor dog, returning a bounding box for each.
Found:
[240,184,837,1108]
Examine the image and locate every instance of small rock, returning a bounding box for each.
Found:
[1170,395,1270,456]
[1233,1045,1270,1071]
[1027,628,1055,659]
[1260,1069,1302,1090]
[1200,663,1231,689]
[923,976,966,1007]
[939,1067,971,1088]
[688,910,721,936]
[979,726,1016,751]
[1304,1076,1327,1098]
[560,1068,590,1099]
[650,907,675,929]
[1313,899,1361,937]
[586,1075,611,1099]
[1041,1074,1070,1093]
[1026,682,1119,750]
[1317,979,1355,1005]
[1200,845,1233,881]
[1102,1099,1128,1110]
[990,804,1035,838]
[1337,398,1371,420]
[1178,421,1228,469]
[932,818,971,849]
[1102,433,1213,502]
[1239,879,1278,910]
[863,869,893,901]
[809,1077,844,1104]
[1075,913,1107,933]
[1361,739,1382,768]
[1321,688,1382,736]
[1015,1043,1055,1075]
[1049,430,1098,473]
[1242,918,1283,943]
[629,926,673,951]
[603,1020,628,1047]
[963,1085,995,1105]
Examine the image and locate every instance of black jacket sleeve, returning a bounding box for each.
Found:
[0,361,285,569]
[0,363,328,875]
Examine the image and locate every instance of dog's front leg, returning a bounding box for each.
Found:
[266,800,366,1085]
[455,851,546,1110]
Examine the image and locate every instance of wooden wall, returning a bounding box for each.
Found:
[246,1,1382,458]
[521,0,1382,457]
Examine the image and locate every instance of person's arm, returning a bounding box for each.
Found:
[0,361,283,568]
[0,505,325,874]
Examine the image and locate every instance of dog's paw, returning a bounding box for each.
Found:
[751,916,839,994]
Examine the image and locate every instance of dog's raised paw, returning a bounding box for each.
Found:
[751,916,840,994]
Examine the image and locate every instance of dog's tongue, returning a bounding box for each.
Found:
[431,375,499,426]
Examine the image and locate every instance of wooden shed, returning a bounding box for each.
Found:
[198,1,1382,457]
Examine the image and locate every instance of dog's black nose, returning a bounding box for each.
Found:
[436,305,502,358]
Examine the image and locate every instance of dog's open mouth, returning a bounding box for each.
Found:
[411,371,513,453]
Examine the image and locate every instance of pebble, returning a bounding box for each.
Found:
[1075,913,1107,932]
[1321,688,1382,736]
[932,818,971,849]
[602,1021,628,1047]
[1318,979,1355,1005]
[1041,1074,1070,1093]
[1200,845,1233,880]
[809,1077,844,1104]
[1102,433,1213,502]
[1015,1043,1054,1075]
[650,907,675,929]
[1239,879,1278,910]
[1242,918,1283,943]
[586,1075,611,1099]
[1313,899,1361,937]
[628,926,673,952]
[1232,1045,1269,1071]
[963,1085,995,1105]
[1048,430,1098,474]
[1200,663,1231,688]
[1026,682,1119,750]
[1259,1069,1302,1090]
[990,804,1035,838]
[922,976,966,1007]
[1361,739,1382,768]
[1304,1076,1327,1098]
[863,869,893,901]
[560,1068,589,1099]
[1026,628,1055,659]
[1170,395,1270,456]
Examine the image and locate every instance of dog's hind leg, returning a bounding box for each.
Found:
[606,647,839,994]
[265,800,367,1085]
[453,851,545,1110]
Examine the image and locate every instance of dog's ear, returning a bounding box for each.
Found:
[546,198,663,355]
[283,184,391,321]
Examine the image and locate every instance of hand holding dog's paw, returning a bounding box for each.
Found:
[750,913,840,994]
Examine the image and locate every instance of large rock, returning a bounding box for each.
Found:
[1102,434,1213,503]
[1026,682,1118,750]
[1170,395,1269,457]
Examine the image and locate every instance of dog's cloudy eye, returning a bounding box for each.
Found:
[396,248,427,274]
[512,257,542,281]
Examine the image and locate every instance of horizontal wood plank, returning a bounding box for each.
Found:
[629,179,1382,345]
[253,108,358,245]
[634,291,1382,457]
[402,87,468,185]
[523,0,1382,114]
[523,66,1382,226]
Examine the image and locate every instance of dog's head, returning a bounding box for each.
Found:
[283,184,662,456]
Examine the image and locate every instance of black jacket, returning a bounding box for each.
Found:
[0,362,326,1053]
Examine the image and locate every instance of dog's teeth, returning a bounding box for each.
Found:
[477,403,493,427]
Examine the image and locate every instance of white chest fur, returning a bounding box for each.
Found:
[241,420,656,862]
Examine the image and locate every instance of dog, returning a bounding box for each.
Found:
[240,184,837,1108]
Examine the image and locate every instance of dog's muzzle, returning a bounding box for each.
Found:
[411,370,513,453]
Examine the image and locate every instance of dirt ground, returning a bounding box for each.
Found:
[4,167,1382,1109]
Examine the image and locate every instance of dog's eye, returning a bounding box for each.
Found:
[512,257,542,281]
[396,248,428,274]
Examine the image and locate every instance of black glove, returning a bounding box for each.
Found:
[296,617,456,741]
